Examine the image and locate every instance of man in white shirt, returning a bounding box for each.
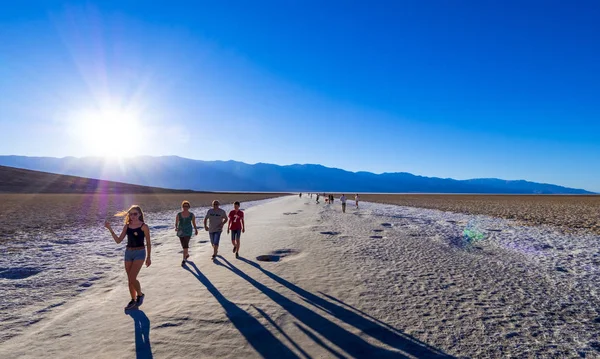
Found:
[340,194,347,213]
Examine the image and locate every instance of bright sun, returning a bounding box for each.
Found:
[69,107,141,158]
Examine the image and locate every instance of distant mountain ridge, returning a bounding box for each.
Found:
[0,155,593,194]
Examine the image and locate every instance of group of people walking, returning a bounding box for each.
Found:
[103,193,359,311]
[104,200,246,311]
[304,193,360,212]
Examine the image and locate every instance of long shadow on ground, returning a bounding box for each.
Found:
[253,306,312,359]
[127,309,153,359]
[219,257,455,358]
[183,261,299,358]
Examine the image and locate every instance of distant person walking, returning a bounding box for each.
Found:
[175,200,198,266]
[340,194,347,213]
[355,194,360,209]
[227,201,245,259]
[316,194,320,204]
[204,200,228,260]
[299,193,302,198]
[105,205,151,311]
[329,194,334,205]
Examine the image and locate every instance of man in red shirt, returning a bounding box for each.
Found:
[227,201,245,258]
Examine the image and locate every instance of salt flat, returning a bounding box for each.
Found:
[1,196,598,358]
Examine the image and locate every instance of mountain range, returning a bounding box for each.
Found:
[0,155,593,194]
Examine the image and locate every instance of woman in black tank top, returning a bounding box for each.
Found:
[105,205,152,311]
[126,225,146,247]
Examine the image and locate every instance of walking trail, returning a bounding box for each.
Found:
[1,196,597,358]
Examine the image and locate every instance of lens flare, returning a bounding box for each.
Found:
[463,220,487,247]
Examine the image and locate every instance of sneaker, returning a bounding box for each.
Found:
[211,254,216,260]
[124,300,137,311]
[181,260,186,266]
[136,294,145,307]
[235,252,239,259]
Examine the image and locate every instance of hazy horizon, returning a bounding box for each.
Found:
[0,154,596,193]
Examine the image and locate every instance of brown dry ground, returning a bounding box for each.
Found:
[350,194,600,235]
[0,193,287,241]
[0,165,195,194]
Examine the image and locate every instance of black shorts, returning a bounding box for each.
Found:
[179,236,191,249]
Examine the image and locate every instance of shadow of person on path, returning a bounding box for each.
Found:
[318,291,408,336]
[294,322,348,359]
[230,257,455,359]
[127,309,153,359]
[252,305,312,359]
[183,261,299,359]
[219,257,436,359]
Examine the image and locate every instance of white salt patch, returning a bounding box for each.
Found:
[1,196,598,358]
[0,198,276,343]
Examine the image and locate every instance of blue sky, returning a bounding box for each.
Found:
[0,1,599,192]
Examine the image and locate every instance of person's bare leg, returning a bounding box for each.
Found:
[235,239,240,253]
[128,260,144,298]
[183,247,189,259]
[124,261,136,300]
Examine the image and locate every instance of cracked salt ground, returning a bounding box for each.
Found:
[317,200,600,357]
[0,198,277,343]
[2,196,600,358]
[363,202,600,274]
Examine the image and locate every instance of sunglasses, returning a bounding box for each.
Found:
[129,212,139,217]
[183,205,190,208]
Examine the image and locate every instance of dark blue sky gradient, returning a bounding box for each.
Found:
[0,1,598,191]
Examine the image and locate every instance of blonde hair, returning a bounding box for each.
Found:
[115,205,145,224]
[181,200,191,208]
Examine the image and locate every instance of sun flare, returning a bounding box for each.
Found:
[69,107,141,158]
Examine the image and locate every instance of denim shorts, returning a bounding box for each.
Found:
[231,229,242,241]
[209,231,222,246]
[124,248,146,262]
